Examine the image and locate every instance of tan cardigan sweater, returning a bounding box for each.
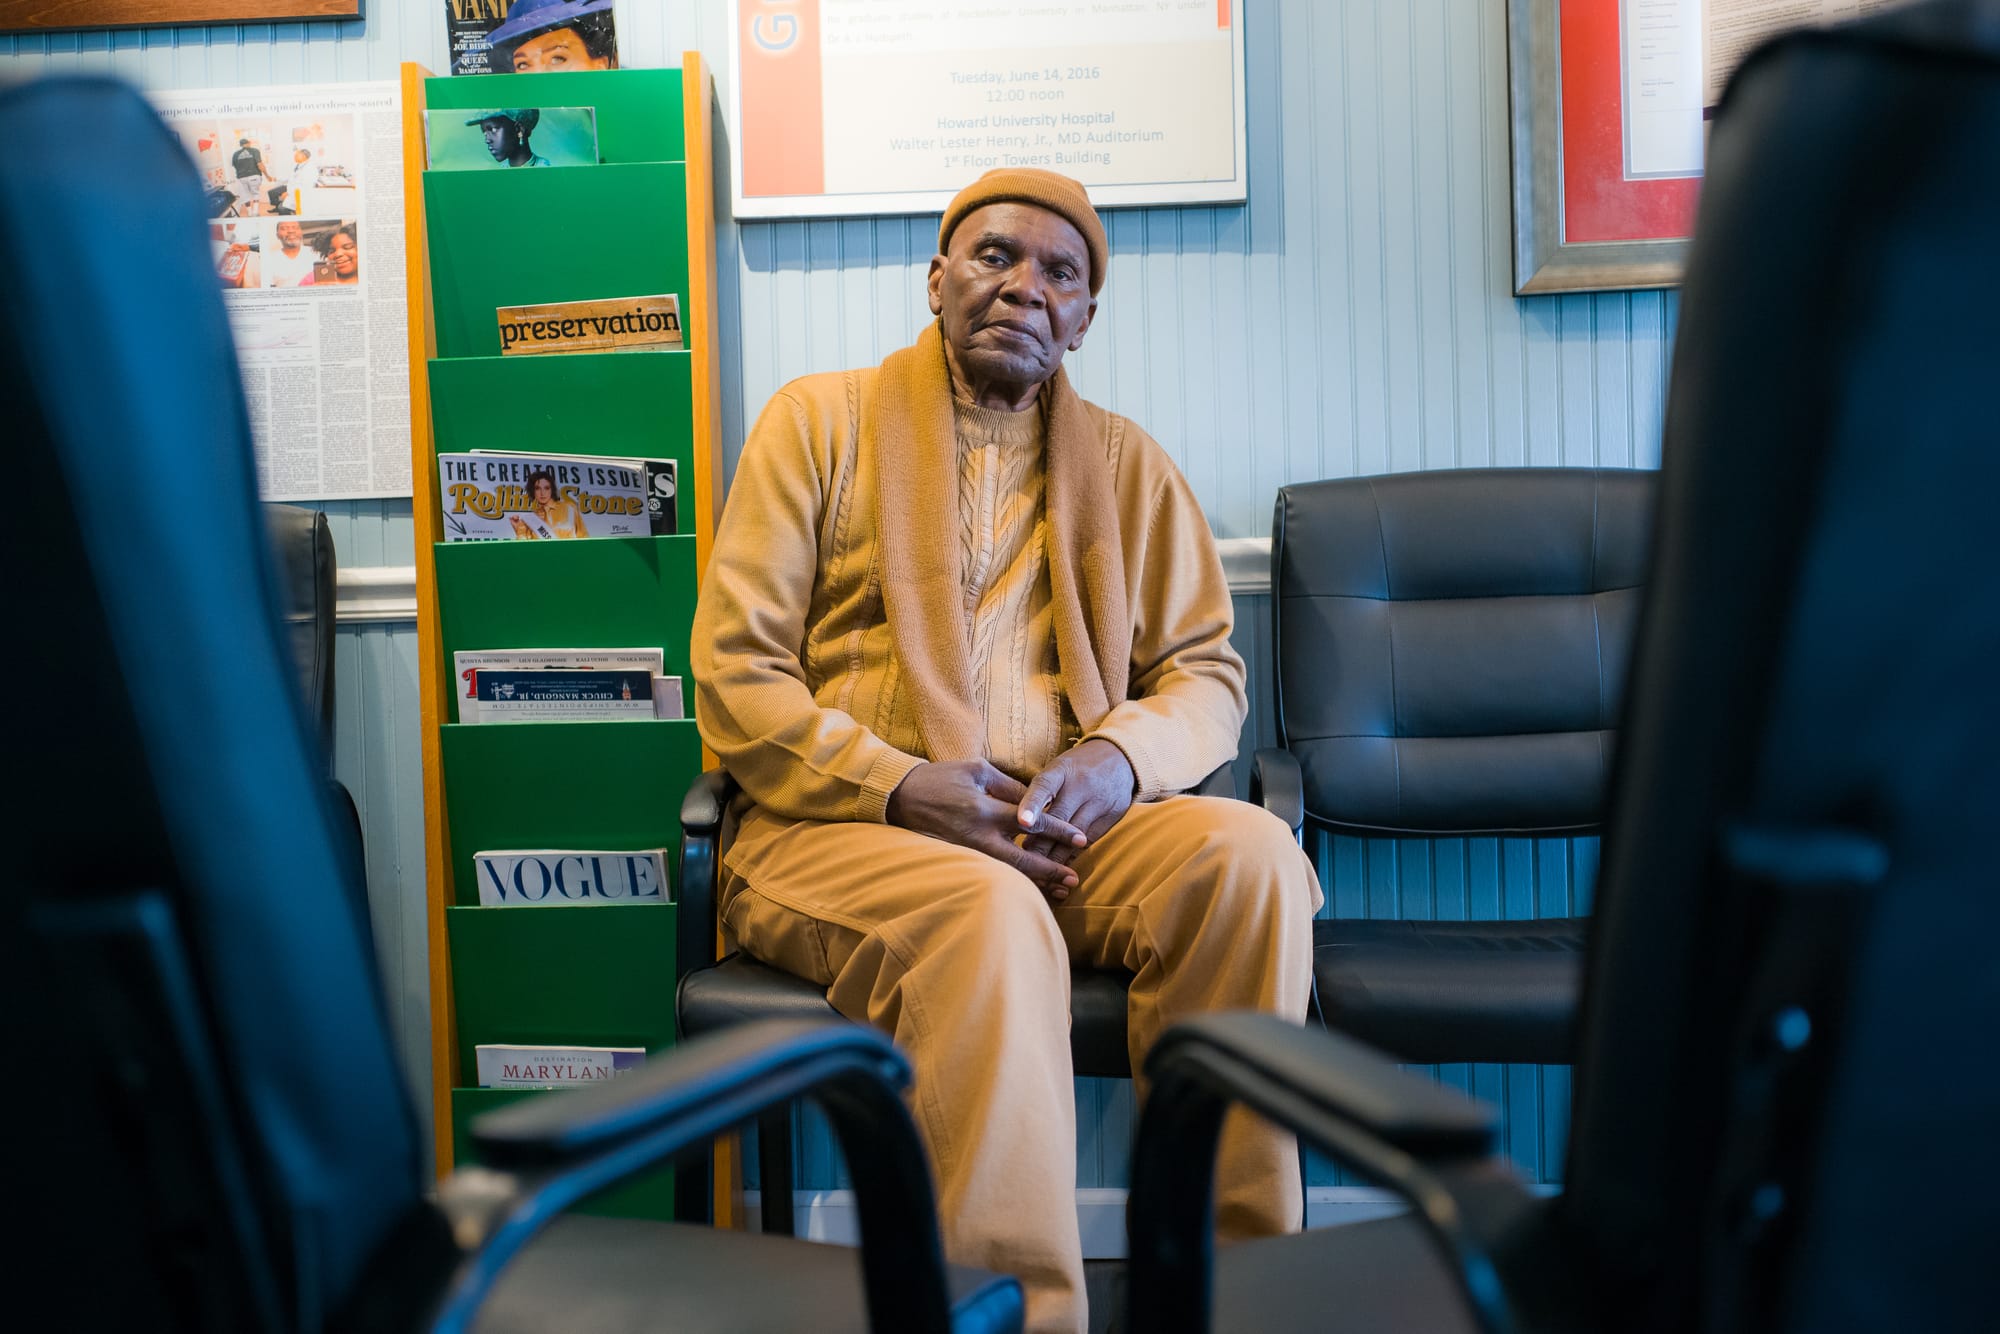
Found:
[692,335,1247,825]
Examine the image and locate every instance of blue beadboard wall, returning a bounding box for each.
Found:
[5,1,1675,1192]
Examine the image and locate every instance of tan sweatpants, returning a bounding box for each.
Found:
[720,794,1323,1334]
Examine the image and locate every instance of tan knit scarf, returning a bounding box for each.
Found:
[872,321,1131,761]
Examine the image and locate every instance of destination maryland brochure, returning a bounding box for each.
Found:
[476,1043,643,1089]
[436,451,675,541]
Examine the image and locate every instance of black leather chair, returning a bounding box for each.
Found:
[1127,7,2000,1331]
[264,501,374,933]
[6,75,1021,1334]
[677,752,1238,1230]
[264,502,339,760]
[1253,467,1654,1064]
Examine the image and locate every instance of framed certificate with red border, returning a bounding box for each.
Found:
[1509,0,1703,294]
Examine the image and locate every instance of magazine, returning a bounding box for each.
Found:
[652,675,684,720]
[446,0,509,76]
[472,668,655,721]
[476,1043,644,1088]
[438,451,666,541]
[448,0,621,78]
[472,449,677,536]
[495,293,683,356]
[452,648,664,722]
[474,848,672,906]
[424,106,598,170]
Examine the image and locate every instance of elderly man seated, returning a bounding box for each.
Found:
[691,168,1322,1334]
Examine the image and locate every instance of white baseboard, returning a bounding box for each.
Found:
[742,1186,1409,1259]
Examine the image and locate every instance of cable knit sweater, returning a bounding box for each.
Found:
[691,329,1247,825]
[953,396,1075,779]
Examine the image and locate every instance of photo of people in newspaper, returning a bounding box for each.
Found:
[308,220,361,285]
[152,81,410,503]
[175,115,369,294]
[173,112,361,221]
[211,220,261,289]
[264,219,319,288]
[203,218,359,291]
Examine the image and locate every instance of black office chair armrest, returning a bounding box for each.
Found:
[1190,760,1236,799]
[680,766,737,836]
[1150,1013,1500,1155]
[677,768,741,982]
[1127,1013,1537,1334]
[432,1019,965,1334]
[1249,748,1304,833]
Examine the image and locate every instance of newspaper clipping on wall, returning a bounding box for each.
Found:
[152,81,413,503]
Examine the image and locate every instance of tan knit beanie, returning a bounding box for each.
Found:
[937,167,1109,295]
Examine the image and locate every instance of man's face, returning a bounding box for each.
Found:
[512,26,609,72]
[276,221,302,251]
[480,119,522,161]
[928,202,1096,396]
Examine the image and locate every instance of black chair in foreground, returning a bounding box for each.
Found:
[1126,7,2000,1332]
[4,75,1020,1334]
[1256,467,1654,1065]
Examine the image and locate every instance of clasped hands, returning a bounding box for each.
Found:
[885,738,1135,902]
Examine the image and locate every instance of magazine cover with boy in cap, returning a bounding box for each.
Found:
[422,106,599,170]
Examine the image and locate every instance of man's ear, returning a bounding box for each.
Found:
[1066,297,1098,352]
[926,255,946,316]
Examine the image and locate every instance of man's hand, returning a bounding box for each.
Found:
[887,759,1088,900]
[221,242,255,288]
[1017,739,1137,869]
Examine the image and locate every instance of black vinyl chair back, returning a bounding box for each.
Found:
[264,503,339,764]
[1564,12,2000,1332]
[4,78,423,1332]
[1272,468,1654,838]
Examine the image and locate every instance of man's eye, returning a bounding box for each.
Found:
[1049,267,1074,283]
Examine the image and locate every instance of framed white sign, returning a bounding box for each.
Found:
[728,0,1249,219]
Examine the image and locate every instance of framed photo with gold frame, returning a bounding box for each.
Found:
[0,2,361,35]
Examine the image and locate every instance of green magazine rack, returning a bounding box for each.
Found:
[401,57,726,1221]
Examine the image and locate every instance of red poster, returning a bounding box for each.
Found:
[1558,1,1701,244]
